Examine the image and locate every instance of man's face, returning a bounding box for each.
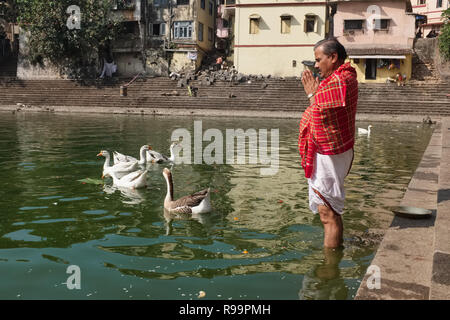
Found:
[314,46,338,79]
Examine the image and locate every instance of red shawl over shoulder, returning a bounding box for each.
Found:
[298,62,358,178]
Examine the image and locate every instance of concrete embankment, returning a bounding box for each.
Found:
[355,118,450,300]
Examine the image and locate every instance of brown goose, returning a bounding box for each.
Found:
[162,168,212,214]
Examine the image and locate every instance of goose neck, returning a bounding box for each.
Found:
[103,152,111,169]
[164,173,174,202]
[169,145,176,162]
[139,146,147,164]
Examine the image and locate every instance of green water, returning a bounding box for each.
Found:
[0,112,434,300]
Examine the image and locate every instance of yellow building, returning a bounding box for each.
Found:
[150,0,216,72]
[233,0,329,77]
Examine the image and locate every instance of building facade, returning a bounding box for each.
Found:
[332,0,415,83]
[233,0,329,77]
[147,0,216,74]
[412,0,449,38]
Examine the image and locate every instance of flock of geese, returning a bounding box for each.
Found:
[96,125,372,214]
[97,142,212,215]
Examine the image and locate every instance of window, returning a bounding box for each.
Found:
[437,0,442,7]
[418,0,426,4]
[177,0,189,5]
[373,19,390,30]
[123,21,138,34]
[209,1,214,15]
[304,15,316,33]
[281,16,291,34]
[154,0,168,6]
[198,22,204,41]
[208,27,213,42]
[201,0,205,9]
[174,21,193,39]
[249,16,260,34]
[344,20,364,30]
[151,23,166,36]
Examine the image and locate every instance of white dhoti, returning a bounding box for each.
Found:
[308,148,354,215]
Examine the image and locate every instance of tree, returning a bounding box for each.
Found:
[16,0,123,79]
[438,8,450,61]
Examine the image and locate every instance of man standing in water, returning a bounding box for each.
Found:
[299,38,358,248]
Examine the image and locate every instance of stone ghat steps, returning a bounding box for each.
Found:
[1,77,448,91]
[2,88,447,103]
[3,93,449,108]
[1,78,449,115]
[1,77,448,89]
[2,85,447,99]
[6,99,450,116]
[2,92,448,106]
[2,84,448,102]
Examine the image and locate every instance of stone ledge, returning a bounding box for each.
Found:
[430,119,450,299]
[355,122,442,300]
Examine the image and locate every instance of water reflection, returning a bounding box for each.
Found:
[299,247,347,300]
[163,208,213,235]
[103,184,147,205]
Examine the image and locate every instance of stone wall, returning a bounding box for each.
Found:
[434,41,450,81]
[414,38,436,64]
[413,38,450,81]
[16,30,65,80]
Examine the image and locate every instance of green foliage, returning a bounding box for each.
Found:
[438,8,450,61]
[16,0,123,79]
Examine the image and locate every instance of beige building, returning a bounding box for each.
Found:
[233,0,329,77]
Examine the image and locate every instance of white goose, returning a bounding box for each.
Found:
[147,142,179,164]
[97,150,139,179]
[109,169,149,189]
[358,125,372,136]
[162,168,212,214]
[113,145,150,165]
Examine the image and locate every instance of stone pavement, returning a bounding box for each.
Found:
[355,118,450,300]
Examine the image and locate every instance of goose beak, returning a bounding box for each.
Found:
[148,146,153,150]
[97,152,102,157]
[101,175,104,179]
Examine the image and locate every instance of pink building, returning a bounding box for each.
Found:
[412,0,449,38]
[332,0,416,82]
[215,0,235,56]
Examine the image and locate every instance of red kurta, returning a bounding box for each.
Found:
[299,62,358,178]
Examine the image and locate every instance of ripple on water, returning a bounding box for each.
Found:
[19,206,49,211]
[30,218,77,224]
[38,196,63,200]
[83,209,108,215]
[3,229,46,242]
[59,197,89,202]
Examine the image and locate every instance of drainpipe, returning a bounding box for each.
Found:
[325,0,330,38]
[168,0,174,43]
[137,0,147,72]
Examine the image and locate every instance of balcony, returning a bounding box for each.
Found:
[113,0,136,10]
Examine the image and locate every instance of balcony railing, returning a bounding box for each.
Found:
[113,0,136,10]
